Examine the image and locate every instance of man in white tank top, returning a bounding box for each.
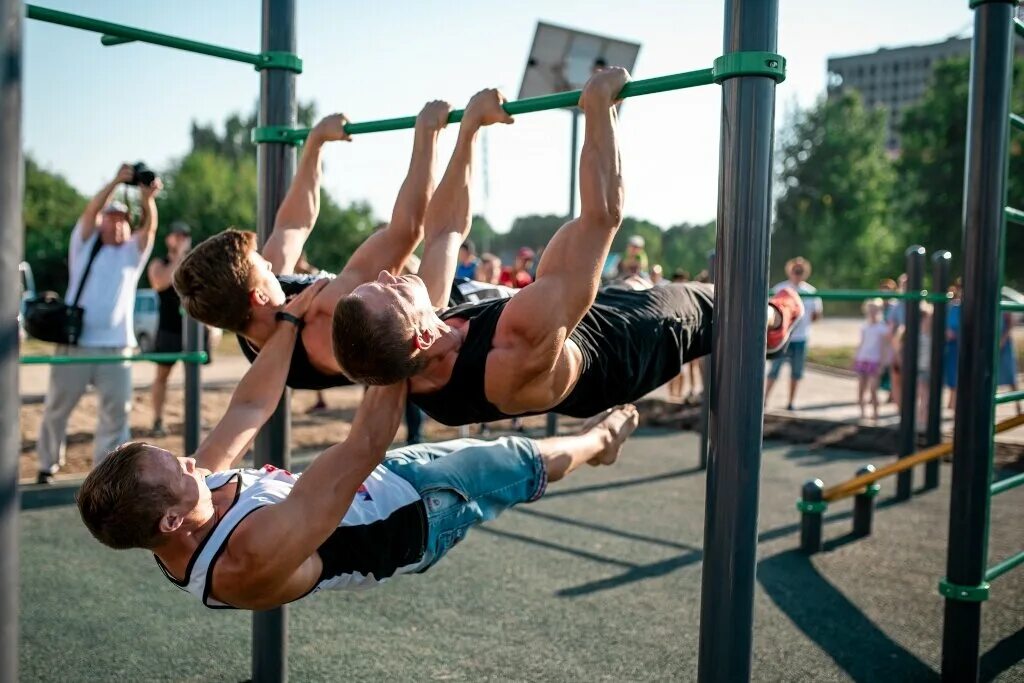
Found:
[76,282,640,610]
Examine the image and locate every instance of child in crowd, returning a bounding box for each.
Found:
[853,298,891,421]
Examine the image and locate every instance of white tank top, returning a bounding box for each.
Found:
[155,464,426,609]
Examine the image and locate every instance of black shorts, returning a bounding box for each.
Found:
[154,330,212,366]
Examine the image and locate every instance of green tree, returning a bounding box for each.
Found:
[469,214,497,253]
[773,91,898,288]
[189,102,318,162]
[661,220,717,277]
[897,57,1024,287]
[23,156,86,292]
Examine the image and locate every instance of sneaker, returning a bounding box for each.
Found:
[151,420,167,438]
[766,288,805,358]
[36,471,54,485]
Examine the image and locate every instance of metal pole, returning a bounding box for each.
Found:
[0,2,21,681]
[941,3,1013,681]
[852,465,877,537]
[546,110,580,439]
[925,250,951,489]
[896,246,924,501]
[798,479,824,554]
[699,251,715,470]
[253,1,296,681]
[698,0,778,679]
[182,316,202,456]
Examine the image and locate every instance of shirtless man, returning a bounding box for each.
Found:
[76,281,639,610]
[330,68,804,425]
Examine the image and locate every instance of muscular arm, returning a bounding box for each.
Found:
[263,115,350,274]
[311,104,447,313]
[219,383,407,609]
[193,281,328,473]
[133,181,161,255]
[488,73,626,404]
[78,164,132,241]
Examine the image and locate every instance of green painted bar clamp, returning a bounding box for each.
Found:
[795,500,828,514]
[861,483,881,498]
[255,51,303,74]
[252,126,308,146]
[712,52,787,83]
[938,578,989,602]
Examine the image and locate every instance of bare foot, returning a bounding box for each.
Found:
[585,404,639,466]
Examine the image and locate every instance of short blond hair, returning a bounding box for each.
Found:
[174,229,258,333]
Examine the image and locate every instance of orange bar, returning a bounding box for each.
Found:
[823,413,1024,502]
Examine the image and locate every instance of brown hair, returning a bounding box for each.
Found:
[332,296,424,385]
[77,442,178,550]
[173,229,257,333]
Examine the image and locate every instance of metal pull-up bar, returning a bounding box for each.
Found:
[25,4,302,72]
[252,52,787,144]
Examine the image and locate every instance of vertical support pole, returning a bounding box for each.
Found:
[698,0,778,679]
[253,1,296,681]
[182,316,202,456]
[852,465,878,538]
[0,2,20,681]
[698,250,715,470]
[941,3,1012,681]
[896,246,925,500]
[925,250,951,490]
[546,109,581,438]
[799,479,824,554]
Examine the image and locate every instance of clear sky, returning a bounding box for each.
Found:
[24,1,971,233]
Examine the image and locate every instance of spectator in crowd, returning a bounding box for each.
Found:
[998,309,1020,415]
[852,298,890,421]
[694,270,710,283]
[500,247,535,288]
[944,280,962,410]
[672,269,691,284]
[917,303,934,429]
[455,239,479,280]
[650,264,666,286]
[877,278,898,401]
[475,252,501,285]
[618,235,648,277]
[36,164,161,483]
[764,256,822,411]
[145,221,222,437]
[886,274,909,406]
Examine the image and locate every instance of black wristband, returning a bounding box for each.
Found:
[275,311,305,330]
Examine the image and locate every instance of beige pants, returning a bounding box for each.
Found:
[36,346,133,474]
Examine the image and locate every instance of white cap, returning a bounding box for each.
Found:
[103,201,130,215]
[628,235,645,248]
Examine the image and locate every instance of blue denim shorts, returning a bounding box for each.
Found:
[381,436,547,571]
[768,340,808,380]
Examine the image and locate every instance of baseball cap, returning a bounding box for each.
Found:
[628,235,645,248]
[518,247,536,260]
[102,201,130,216]
[169,221,192,236]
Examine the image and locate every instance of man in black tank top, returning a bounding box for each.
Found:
[332,68,807,426]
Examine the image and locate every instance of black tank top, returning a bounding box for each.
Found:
[237,274,354,391]
[411,283,715,424]
[157,257,184,334]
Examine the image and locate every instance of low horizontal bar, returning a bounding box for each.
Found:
[1012,112,1024,132]
[990,471,1024,496]
[263,67,724,143]
[20,352,208,365]
[995,389,1024,405]
[1002,302,1024,312]
[1006,207,1024,225]
[1016,17,1024,40]
[985,549,1024,583]
[797,289,951,302]
[27,4,264,68]
[823,413,1024,502]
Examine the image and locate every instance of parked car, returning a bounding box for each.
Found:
[134,288,159,351]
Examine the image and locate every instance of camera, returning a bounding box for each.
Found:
[130,162,157,187]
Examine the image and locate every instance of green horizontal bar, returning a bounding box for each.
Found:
[991,471,1024,495]
[1016,17,1024,40]
[797,289,951,302]
[985,549,1024,583]
[1011,113,1024,133]
[20,352,207,366]
[1006,207,1024,225]
[1002,302,1024,312]
[994,389,1024,405]
[26,4,288,70]
[269,66,727,143]
[100,34,134,46]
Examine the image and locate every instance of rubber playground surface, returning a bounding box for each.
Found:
[18,429,1024,681]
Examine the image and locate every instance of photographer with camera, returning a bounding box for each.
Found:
[35,162,162,484]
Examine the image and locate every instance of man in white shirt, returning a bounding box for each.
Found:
[36,163,161,483]
[765,256,823,411]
